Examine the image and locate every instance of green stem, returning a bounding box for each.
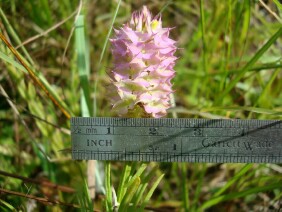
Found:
[105,161,112,211]
[117,162,132,203]
[181,163,189,211]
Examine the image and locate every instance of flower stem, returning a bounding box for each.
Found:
[105,161,112,211]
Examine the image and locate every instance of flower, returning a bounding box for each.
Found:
[109,6,177,118]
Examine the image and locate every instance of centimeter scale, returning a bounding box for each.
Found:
[71,117,282,163]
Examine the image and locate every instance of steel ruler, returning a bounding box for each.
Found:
[71,117,282,163]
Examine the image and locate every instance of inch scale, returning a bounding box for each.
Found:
[71,117,282,163]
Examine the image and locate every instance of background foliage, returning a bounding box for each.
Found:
[0,0,282,211]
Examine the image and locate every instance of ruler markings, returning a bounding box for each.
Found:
[71,118,282,128]
[71,117,282,163]
[73,150,281,163]
[72,150,282,163]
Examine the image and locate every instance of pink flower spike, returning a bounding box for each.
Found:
[109,6,177,118]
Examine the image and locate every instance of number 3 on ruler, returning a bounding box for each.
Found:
[149,127,158,135]
[193,128,203,136]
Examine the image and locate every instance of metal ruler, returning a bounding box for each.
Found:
[71,117,282,163]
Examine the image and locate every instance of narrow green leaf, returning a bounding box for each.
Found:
[138,174,165,212]
[117,162,132,203]
[238,0,250,58]
[105,161,112,211]
[191,164,206,210]
[75,15,92,116]
[219,0,233,92]
[78,164,94,211]
[0,8,34,66]
[0,51,26,72]
[204,106,282,116]
[176,62,282,79]
[253,69,280,108]
[201,182,282,210]
[127,163,147,188]
[132,184,148,208]
[97,0,122,69]
[168,107,228,119]
[0,199,15,210]
[200,0,207,74]
[214,164,252,197]
[273,0,282,11]
[214,27,282,105]
[132,164,160,207]
[0,48,72,117]
[95,163,106,195]
[94,0,122,116]
[119,177,141,211]
[181,163,189,210]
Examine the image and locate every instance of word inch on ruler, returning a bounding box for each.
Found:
[71,117,282,163]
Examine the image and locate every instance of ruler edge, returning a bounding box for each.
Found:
[70,117,282,128]
[70,117,282,163]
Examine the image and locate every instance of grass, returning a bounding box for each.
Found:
[0,0,282,211]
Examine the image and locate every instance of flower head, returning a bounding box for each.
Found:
[109,6,177,118]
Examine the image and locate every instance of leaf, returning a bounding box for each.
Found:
[168,107,229,119]
[0,35,72,119]
[0,199,15,210]
[213,164,252,197]
[94,0,122,116]
[201,182,282,210]
[131,164,159,207]
[214,27,282,105]
[119,177,141,211]
[204,106,282,116]
[0,51,27,73]
[105,161,112,211]
[138,174,165,212]
[0,8,34,66]
[273,0,282,11]
[75,15,92,116]
[117,162,132,203]
[127,163,147,188]
[77,164,94,211]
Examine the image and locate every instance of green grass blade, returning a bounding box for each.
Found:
[78,164,94,210]
[94,0,122,116]
[127,163,147,188]
[204,106,282,116]
[175,61,282,79]
[132,184,147,209]
[97,0,122,70]
[238,0,251,63]
[119,177,141,211]
[0,51,26,72]
[131,164,160,207]
[253,69,280,108]
[0,33,72,118]
[201,182,282,210]
[117,162,132,203]
[95,163,106,195]
[200,0,207,74]
[75,15,92,116]
[168,107,228,119]
[0,8,34,66]
[138,174,165,212]
[273,0,282,11]
[214,164,252,197]
[214,27,282,105]
[219,0,233,91]
[105,161,112,211]
[191,164,206,210]
[0,199,15,210]
[181,163,189,210]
